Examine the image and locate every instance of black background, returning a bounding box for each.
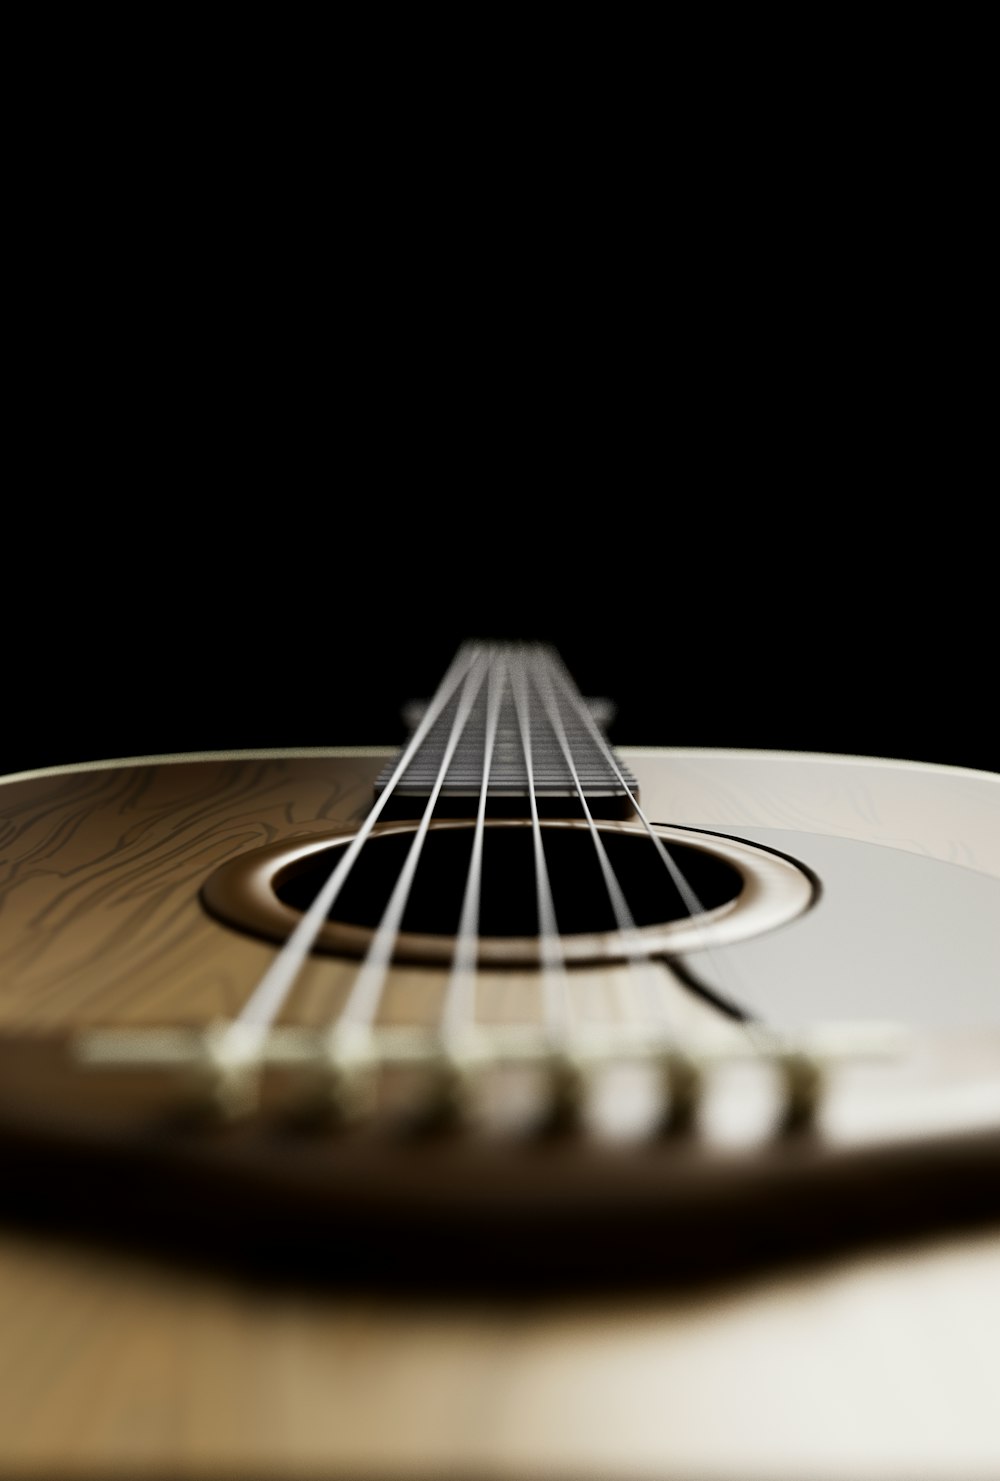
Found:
[6,414,992,780]
[6,93,993,783]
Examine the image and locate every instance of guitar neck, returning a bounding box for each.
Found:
[374,641,638,817]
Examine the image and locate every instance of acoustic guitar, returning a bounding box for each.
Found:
[1,641,998,1479]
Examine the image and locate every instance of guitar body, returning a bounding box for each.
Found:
[1,745,998,1479]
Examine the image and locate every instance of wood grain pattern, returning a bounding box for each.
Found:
[0,747,998,1480]
[0,756,375,1029]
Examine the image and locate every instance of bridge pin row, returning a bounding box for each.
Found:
[75,1021,905,1139]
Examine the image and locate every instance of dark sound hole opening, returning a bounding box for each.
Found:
[275,827,743,938]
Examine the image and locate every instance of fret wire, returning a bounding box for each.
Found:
[376,645,636,802]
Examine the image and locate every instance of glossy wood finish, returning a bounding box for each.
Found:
[0,747,998,1479]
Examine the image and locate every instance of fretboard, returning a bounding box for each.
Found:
[374,643,638,819]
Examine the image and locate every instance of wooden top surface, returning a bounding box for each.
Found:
[0,748,998,1479]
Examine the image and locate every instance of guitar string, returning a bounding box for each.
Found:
[439,650,508,1043]
[538,646,752,1021]
[527,650,668,1027]
[508,648,572,1041]
[223,641,481,1053]
[332,651,490,1036]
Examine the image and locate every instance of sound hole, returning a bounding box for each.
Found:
[275,826,743,938]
